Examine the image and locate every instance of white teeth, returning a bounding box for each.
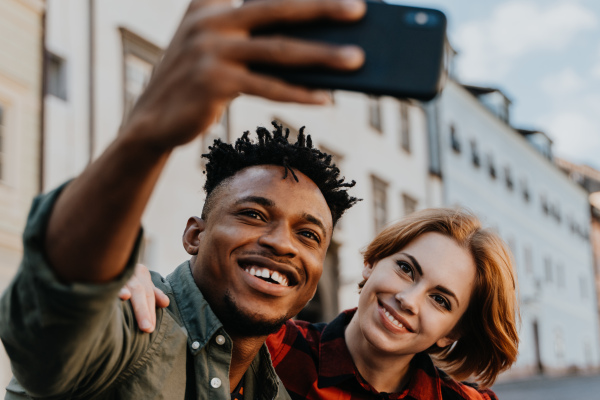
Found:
[385,310,403,328]
[272,271,281,282]
[244,266,289,287]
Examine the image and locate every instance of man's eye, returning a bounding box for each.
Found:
[240,210,263,220]
[432,294,451,310]
[299,231,320,243]
[395,261,414,278]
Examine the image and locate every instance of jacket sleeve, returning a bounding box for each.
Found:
[0,183,155,398]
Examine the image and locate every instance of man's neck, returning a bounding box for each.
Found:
[345,314,414,393]
[228,334,268,393]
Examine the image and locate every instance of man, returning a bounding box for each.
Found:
[0,0,365,398]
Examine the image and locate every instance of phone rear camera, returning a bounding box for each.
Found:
[415,12,429,25]
[405,11,440,27]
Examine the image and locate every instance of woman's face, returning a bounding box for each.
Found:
[355,232,476,356]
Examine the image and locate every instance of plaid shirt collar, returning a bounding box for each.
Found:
[317,308,443,399]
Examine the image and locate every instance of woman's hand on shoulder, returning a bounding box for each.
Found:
[119,263,170,333]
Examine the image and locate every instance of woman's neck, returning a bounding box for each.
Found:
[344,313,415,393]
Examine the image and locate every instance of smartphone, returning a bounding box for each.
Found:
[250,1,447,101]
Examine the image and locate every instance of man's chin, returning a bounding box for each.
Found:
[219,290,289,337]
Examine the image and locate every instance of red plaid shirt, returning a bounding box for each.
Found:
[267,309,498,400]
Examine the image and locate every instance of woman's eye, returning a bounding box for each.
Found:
[432,294,451,310]
[396,261,414,278]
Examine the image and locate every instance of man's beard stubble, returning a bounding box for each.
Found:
[219,289,289,337]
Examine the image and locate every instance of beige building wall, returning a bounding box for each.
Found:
[0,0,45,388]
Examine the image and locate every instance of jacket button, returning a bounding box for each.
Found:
[211,377,222,388]
[215,335,226,345]
[191,341,200,350]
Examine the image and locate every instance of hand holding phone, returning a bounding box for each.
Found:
[251,1,447,101]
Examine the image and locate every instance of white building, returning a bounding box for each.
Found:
[430,78,600,376]
[0,0,45,387]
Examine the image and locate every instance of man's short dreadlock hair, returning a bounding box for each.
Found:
[201,121,359,227]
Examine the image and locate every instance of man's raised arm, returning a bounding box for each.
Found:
[45,0,366,284]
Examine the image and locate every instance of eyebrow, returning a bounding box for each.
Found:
[301,213,328,239]
[234,196,328,238]
[234,196,275,208]
[400,252,460,308]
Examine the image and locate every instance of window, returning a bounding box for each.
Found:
[557,264,565,288]
[544,257,552,282]
[487,154,496,179]
[368,96,382,132]
[47,52,68,100]
[402,193,418,216]
[580,276,588,299]
[0,105,4,181]
[521,178,530,202]
[399,101,410,152]
[541,195,549,215]
[450,124,461,153]
[504,166,514,191]
[470,140,480,167]
[371,175,388,234]
[524,245,533,275]
[120,28,163,119]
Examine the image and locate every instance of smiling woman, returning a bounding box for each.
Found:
[267,208,519,399]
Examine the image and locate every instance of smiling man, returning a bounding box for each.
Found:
[0,0,365,398]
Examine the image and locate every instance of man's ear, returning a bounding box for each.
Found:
[182,216,205,255]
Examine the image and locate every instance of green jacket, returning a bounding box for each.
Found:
[0,184,291,400]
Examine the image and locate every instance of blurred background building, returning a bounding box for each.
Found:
[0,0,45,386]
[1,0,599,388]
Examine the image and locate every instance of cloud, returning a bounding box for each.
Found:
[540,68,584,96]
[454,1,597,82]
[537,111,600,169]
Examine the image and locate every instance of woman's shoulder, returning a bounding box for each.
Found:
[437,369,498,400]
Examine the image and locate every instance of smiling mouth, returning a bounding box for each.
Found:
[383,309,404,329]
[243,266,289,287]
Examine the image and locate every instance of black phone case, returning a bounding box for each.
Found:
[251,2,447,101]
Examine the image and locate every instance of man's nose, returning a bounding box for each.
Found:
[257,223,298,257]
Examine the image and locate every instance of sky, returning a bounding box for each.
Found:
[392,0,600,170]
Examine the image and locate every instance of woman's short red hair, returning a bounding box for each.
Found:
[360,208,519,387]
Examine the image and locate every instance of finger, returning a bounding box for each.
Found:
[224,0,366,30]
[119,287,132,301]
[130,286,154,333]
[146,283,156,329]
[154,287,170,308]
[222,64,332,104]
[220,37,364,70]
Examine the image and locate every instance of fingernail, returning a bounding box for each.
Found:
[340,46,364,67]
[314,91,332,104]
[141,319,152,331]
[340,0,364,13]
[119,288,128,297]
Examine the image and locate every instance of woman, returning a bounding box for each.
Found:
[266,208,518,399]
[125,208,518,399]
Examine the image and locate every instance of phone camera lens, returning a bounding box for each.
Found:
[415,12,429,25]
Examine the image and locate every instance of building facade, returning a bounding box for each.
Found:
[430,78,600,377]
[0,0,45,387]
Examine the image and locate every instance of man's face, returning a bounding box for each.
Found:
[185,165,333,337]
